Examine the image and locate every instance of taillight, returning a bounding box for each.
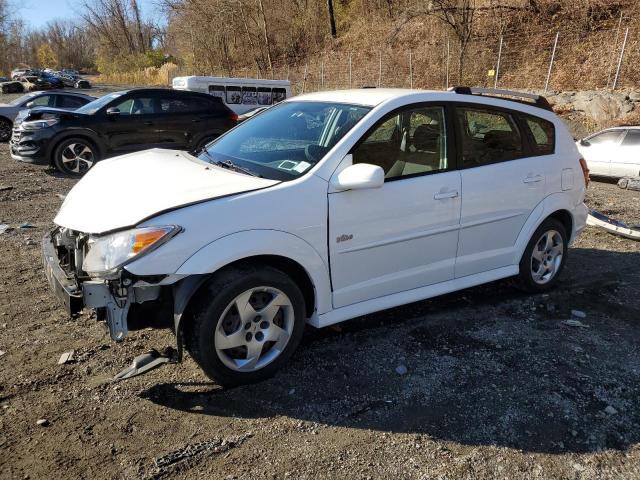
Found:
[578,158,590,187]
[229,112,239,122]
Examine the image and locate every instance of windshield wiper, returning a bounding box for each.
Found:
[198,150,260,177]
[215,159,260,177]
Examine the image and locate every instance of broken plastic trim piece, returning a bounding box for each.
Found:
[587,209,640,241]
[113,348,177,381]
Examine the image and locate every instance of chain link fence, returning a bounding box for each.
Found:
[168,21,640,95]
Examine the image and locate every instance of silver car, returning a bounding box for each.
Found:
[577,126,640,179]
[0,91,95,142]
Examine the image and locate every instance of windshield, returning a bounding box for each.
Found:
[201,101,370,180]
[76,91,126,114]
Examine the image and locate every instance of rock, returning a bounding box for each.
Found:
[571,91,634,121]
[395,365,408,375]
[0,350,5,357]
[604,405,618,415]
[36,418,49,427]
[562,319,589,328]
[57,350,75,365]
[571,310,587,318]
[0,224,11,234]
[0,186,12,192]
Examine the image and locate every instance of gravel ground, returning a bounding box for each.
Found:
[1,89,640,479]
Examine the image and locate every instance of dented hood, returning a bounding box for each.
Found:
[54,149,279,234]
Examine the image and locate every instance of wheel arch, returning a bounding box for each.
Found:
[169,229,332,356]
[547,209,573,239]
[515,193,577,265]
[172,253,321,361]
[49,131,104,165]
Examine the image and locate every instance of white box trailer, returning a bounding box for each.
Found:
[172,76,292,114]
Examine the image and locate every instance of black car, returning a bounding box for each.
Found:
[59,74,92,89]
[10,88,238,176]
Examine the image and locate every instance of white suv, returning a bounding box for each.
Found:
[43,87,588,385]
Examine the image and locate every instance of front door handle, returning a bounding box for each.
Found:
[143,121,153,126]
[434,191,459,200]
[523,174,543,184]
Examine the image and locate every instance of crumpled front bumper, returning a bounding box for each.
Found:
[42,232,83,315]
[41,231,132,341]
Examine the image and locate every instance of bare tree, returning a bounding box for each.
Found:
[327,0,337,37]
[427,0,476,83]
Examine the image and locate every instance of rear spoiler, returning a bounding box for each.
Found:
[448,87,553,112]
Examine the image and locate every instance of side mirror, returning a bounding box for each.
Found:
[106,107,120,116]
[580,139,590,147]
[25,101,35,108]
[331,162,384,191]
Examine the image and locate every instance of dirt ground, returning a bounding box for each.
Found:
[1,89,640,480]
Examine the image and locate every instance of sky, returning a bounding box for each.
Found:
[18,0,156,29]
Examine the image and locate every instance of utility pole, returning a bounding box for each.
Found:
[494,35,503,89]
[409,51,413,88]
[544,32,559,92]
[446,38,450,89]
[612,27,629,91]
[606,12,624,88]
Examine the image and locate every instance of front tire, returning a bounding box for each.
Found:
[185,264,306,387]
[53,138,99,176]
[516,218,568,293]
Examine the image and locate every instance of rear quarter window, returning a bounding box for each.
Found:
[524,114,555,155]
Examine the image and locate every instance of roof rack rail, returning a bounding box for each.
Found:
[447,86,553,112]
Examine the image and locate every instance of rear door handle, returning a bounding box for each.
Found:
[143,121,153,126]
[523,174,543,184]
[434,191,459,200]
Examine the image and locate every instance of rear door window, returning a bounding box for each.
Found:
[455,106,525,167]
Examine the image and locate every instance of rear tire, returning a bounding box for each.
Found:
[185,264,306,387]
[0,118,11,142]
[53,138,99,176]
[516,218,568,293]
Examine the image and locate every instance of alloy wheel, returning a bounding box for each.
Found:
[530,229,564,285]
[60,142,95,174]
[214,287,295,372]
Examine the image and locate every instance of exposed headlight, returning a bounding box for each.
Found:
[83,225,181,277]
[21,118,59,130]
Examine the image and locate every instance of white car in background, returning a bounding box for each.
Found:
[577,127,640,179]
[43,87,588,386]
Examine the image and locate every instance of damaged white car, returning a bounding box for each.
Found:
[44,87,588,386]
